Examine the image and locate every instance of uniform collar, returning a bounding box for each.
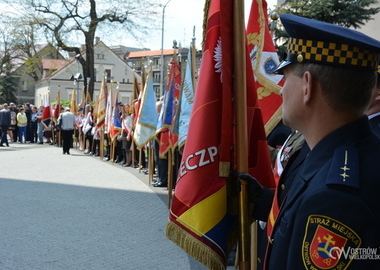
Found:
[300,116,372,182]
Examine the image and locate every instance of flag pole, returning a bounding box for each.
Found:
[148,143,154,185]
[138,147,142,172]
[167,149,173,207]
[233,0,251,269]
[191,26,197,90]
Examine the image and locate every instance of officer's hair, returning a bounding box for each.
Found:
[293,63,376,112]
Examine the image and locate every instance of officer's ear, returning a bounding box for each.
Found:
[302,71,314,105]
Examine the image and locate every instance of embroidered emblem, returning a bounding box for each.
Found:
[264,57,277,75]
[303,215,361,270]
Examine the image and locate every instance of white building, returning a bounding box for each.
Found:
[35,41,137,107]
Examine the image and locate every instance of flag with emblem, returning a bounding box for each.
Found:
[246,0,284,135]
[132,73,142,128]
[109,91,122,141]
[166,0,274,268]
[156,59,181,157]
[133,71,158,148]
[105,84,113,134]
[96,76,107,128]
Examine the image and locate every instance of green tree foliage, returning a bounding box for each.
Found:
[0,72,18,104]
[280,0,380,28]
[2,0,161,100]
[271,0,380,59]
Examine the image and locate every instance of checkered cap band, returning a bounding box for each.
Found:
[288,38,379,69]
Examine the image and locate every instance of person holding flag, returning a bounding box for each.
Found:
[121,104,133,167]
[36,105,45,144]
[242,14,380,269]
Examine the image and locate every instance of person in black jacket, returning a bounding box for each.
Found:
[0,103,11,147]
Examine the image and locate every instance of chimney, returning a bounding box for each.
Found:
[95,37,100,44]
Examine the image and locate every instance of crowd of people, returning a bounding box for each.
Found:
[0,102,52,146]
[0,98,174,191]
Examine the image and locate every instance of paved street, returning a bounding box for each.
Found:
[0,142,194,270]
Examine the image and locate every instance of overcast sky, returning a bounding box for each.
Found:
[117,0,278,50]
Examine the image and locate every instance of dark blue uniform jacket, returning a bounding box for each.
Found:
[265,116,380,270]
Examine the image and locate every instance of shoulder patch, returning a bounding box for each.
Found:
[326,146,359,189]
[302,215,361,270]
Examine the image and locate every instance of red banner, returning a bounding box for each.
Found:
[246,0,284,135]
[166,0,275,268]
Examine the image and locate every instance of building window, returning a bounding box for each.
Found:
[154,86,161,99]
[153,72,160,84]
[22,81,28,91]
[105,69,111,82]
[97,54,104,59]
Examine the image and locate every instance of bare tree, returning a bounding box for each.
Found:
[5,0,160,99]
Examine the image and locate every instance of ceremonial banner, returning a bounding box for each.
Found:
[167,0,236,268]
[246,0,284,135]
[109,92,122,141]
[156,60,181,156]
[133,72,158,148]
[42,94,51,127]
[70,89,77,114]
[166,0,275,269]
[96,77,107,128]
[79,86,86,109]
[53,89,61,122]
[132,73,142,128]
[86,88,92,104]
[177,48,195,150]
[105,85,113,134]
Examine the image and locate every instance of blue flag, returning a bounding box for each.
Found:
[177,48,195,149]
[133,71,158,148]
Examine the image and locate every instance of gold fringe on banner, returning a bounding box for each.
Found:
[166,221,225,270]
[264,107,282,136]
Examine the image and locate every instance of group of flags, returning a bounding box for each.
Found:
[38,1,284,267]
[132,54,195,156]
[165,0,283,269]
[40,75,123,141]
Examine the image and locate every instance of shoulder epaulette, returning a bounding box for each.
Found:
[326,146,359,189]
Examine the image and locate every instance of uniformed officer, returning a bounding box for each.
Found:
[241,14,380,269]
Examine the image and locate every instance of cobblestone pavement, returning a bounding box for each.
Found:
[0,142,192,270]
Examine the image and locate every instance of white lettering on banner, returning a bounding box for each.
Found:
[179,146,218,178]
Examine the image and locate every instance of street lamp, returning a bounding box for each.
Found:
[160,0,172,97]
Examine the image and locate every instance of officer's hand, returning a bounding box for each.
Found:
[237,173,263,205]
